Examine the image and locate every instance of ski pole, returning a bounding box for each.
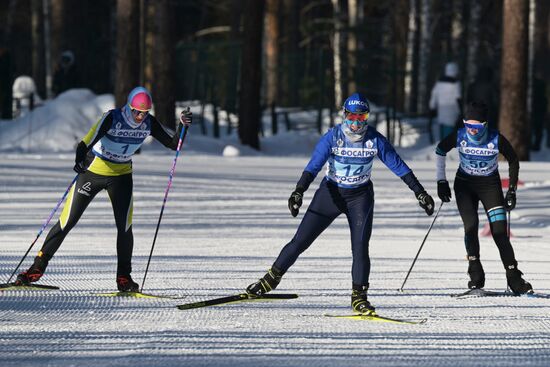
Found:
[141,109,190,292]
[507,210,511,238]
[398,201,444,292]
[7,174,79,284]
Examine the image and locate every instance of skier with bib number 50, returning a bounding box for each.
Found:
[15,87,192,292]
[246,93,435,314]
[435,100,533,295]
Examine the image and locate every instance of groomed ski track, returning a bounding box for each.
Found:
[1,153,549,367]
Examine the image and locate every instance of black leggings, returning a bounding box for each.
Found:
[454,173,516,267]
[39,171,134,276]
[274,179,374,286]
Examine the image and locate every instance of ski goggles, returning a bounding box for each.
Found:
[344,118,368,130]
[131,108,149,118]
[345,112,369,122]
[463,120,487,130]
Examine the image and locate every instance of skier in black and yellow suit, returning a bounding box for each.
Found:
[16,87,192,291]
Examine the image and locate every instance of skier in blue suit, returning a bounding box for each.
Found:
[246,93,435,314]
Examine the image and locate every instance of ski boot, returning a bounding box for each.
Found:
[116,275,139,292]
[351,284,375,315]
[467,256,485,289]
[505,262,533,295]
[246,266,283,296]
[15,255,49,285]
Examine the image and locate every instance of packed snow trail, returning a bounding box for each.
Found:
[1,153,549,367]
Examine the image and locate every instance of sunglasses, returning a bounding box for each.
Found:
[131,108,149,118]
[345,113,369,122]
[463,120,487,130]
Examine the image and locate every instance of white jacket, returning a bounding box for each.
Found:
[429,80,461,127]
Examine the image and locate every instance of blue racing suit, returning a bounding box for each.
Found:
[273,125,425,286]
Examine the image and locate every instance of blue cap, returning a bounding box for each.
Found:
[343,93,370,114]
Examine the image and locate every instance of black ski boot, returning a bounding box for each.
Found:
[351,284,375,315]
[467,257,485,289]
[116,275,139,292]
[15,255,49,285]
[246,267,283,296]
[506,263,533,295]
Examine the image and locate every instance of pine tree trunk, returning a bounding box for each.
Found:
[115,0,140,108]
[405,0,418,113]
[394,0,409,111]
[281,0,300,105]
[451,0,465,60]
[533,0,550,77]
[347,0,360,94]
[265,0,279,106]
[238,0,264,150]
[332,0,344,109]
[152,0,176,129]
[226,0,242,113]
[31,0,46,98]
[466,1,481,89]
[143,0,154,93]
[417,0,432,113]
[526,0,536,119]
[499,0,529,160]
[50,0,64,81]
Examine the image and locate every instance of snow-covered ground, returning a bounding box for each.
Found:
[1,90,550,366]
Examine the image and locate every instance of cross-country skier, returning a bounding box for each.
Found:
[435,100,533,294]
[246,92,435,314]
[15,87,192,292]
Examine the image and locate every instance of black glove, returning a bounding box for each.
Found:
[73,141,87,174]
[180,108,192,126]
[437,180,451,202]
[73,161,86,174]
[288,187,304,217]
[416,191,435,216]
[504,187,516,211]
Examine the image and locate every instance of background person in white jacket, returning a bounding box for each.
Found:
[429,62,462,140]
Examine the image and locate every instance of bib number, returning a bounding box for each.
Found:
[342,164,365,176]
[468,160,488,169]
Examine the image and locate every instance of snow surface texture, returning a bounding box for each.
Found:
[1,90,550,366]
[1,153,549,367]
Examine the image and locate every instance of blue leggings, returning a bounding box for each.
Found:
[274,179,374,286]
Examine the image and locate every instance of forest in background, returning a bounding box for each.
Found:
[0,0,547,158]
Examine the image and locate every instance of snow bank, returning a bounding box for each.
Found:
[0,89,113,153]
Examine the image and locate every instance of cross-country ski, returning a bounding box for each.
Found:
[176,293,298,310]
[324,313,427,325]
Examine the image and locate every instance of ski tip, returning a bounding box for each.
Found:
[0,283,59,291]
[94,291,182,299]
